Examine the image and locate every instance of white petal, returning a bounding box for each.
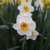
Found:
[34,30,39,36]
[17,29,32,36]
[28,0,32,4]
[18,5,23,11]
[26,30,39,40]
[29,6,34,12]
[21,1,26,5]
[17,14,22,22]
[13,23,20,30]
[34,2,39,7]
[21,1,31,6]
[17,29,25,36]
[30,35,37,40]
[20,11,32,15]
[24,29,32,36]
[26,2,31,6]
[17,13,32,21]
[17,18,32,25]
[29,21,36,30]
[26,36,30,40]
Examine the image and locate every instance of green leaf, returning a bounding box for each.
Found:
[7,46,21,50]
[0,25,9,29]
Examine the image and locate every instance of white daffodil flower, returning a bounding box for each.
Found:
[17,13,32,22]
[34,0,44,10]
[18,1,34,13]
[34,0,43,10]
[26,30,39,40]
[34,0,40,8]
[13,20,36,36]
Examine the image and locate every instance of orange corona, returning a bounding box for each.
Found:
[20,22,28,30]
[23,5,29,12]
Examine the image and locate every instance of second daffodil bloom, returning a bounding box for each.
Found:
[17,13,32,22]
[13,19,36,36]
[18,1,34,13]
[26,30,39,40]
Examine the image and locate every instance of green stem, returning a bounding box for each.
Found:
[22,35,27,50]
[39,11,46,50]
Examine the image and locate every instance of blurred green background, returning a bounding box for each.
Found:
[0,0,50,50]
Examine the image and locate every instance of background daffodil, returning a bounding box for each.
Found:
[34,0,50,10]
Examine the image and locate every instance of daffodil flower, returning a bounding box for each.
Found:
[17,13,32,22]
[18,1,34,13]
[26,30,39,40]
[13,20,36,36]
[34,0,50,10]
[34,0,40,8]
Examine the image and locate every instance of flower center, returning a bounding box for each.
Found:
[23,15,25,17]
[31,30,34,35]
[20,22,28,31]
[23,5,29,12]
